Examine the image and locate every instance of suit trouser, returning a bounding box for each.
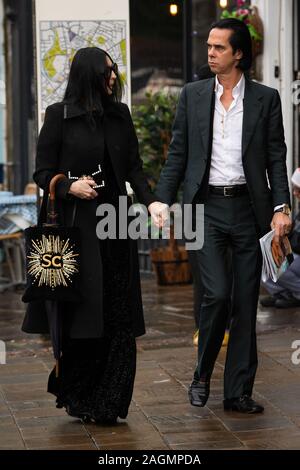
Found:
[188,249,232,330]
[193,191,262,399]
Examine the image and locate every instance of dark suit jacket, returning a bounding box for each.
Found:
[155,77,290,235]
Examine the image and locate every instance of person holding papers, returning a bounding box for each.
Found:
[260,168,300,309]
[149,18,292,413]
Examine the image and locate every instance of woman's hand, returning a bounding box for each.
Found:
[68,179,98,200]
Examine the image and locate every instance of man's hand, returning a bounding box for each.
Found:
[148,201,169,228]
[271,212,292,243]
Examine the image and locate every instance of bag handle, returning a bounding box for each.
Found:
[46,173,68,226]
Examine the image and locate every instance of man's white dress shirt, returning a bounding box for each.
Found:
[209,74,246,186]
[208,73,285,212]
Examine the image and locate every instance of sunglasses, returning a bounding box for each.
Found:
[104,62,118,79]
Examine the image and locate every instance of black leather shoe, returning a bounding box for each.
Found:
[188,380,210,407]
[223,395,264,414]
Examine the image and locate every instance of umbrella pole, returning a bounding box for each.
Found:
[45,300,62,379]
[55,359,59,378]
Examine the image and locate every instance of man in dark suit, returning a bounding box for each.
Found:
[149,18,291,413]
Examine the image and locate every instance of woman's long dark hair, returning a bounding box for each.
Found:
[63,47,124,125]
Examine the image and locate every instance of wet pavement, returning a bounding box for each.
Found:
[1,278,300,450]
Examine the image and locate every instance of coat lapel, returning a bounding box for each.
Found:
[196,79,215,158]
[242,78,264,157]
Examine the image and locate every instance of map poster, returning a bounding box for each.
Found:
[35,0,131,129]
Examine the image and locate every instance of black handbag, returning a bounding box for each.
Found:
[22,174,81,303]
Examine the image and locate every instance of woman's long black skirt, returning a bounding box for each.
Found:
[47,236,136,424]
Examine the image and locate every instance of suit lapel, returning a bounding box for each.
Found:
[196,79,215,158]
[242,78,264,157]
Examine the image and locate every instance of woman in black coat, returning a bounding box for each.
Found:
[22,47,158,424]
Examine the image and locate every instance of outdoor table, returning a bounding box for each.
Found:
[0,193,37,291]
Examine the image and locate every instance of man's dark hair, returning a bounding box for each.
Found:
[210,18,252,71]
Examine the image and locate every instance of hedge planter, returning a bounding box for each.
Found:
[150,227,192,286]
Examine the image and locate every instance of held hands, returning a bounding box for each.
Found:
[148,201,170,228]
[69,179,98,200]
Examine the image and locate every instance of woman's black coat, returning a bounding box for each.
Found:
[22,101,155,338]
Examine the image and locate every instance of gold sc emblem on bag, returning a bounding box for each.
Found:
[27,234,79,289]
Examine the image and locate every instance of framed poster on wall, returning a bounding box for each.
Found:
[35,0,131,129]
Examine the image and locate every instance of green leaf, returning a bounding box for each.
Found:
[221,10,230,18]
[247,23,263,41]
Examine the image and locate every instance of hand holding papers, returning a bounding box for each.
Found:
[260,230,294,282]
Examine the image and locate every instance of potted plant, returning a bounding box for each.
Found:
[132,91,192,285]
[132,91,178,190]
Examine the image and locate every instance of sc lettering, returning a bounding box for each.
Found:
[41,254,62,268]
